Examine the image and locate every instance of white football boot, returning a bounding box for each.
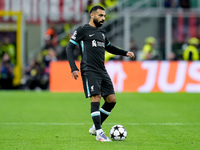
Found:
[89,125,96,135]
[96,131,112,142]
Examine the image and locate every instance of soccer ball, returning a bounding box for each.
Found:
[109,125,127,141]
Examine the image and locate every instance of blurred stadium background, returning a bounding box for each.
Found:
[1,1,200,149]
[0,0,200,92]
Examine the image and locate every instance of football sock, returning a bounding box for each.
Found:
[100,102,116,124]
[91,102,101,130]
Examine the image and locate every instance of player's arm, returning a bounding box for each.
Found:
[66,42,81,80]
[66,42,79,72]
[106,44,135,59]
[66,27,84,80]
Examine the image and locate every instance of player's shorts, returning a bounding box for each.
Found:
[82,71,115,98]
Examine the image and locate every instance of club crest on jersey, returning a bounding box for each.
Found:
[91,85,94,92]
[92,40,97,47]
[92,40,105,48]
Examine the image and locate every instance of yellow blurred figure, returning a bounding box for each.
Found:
[142,36,156,60]
[105,0,118,8]
[86,0,95,13]
[105,51,115,61]
[97,0,118,9]
[183,37,199,61]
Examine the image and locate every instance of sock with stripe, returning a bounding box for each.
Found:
[91,102,101,130]
[100,102,116,125]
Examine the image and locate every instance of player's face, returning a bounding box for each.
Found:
[93,9,106,28]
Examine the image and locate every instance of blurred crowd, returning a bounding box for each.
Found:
[140,36,200,61]
[21,24,59,91]
[164,0,191,8]
[0,36,15,90]
[1,0,200,90]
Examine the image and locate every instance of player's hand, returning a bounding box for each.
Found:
[71,70,81,80]
[126,52,135,59]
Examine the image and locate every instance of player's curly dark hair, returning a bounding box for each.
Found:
[90,5,105,14]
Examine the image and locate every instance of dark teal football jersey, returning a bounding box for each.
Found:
[69,24,111,73]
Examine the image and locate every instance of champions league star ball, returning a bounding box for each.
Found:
[109,125,127,141]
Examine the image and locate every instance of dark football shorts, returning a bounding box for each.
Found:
[82,71,115,98]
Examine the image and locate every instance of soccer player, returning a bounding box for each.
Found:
[66,5,134,142]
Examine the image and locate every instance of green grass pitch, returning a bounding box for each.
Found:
[0,91,200,150]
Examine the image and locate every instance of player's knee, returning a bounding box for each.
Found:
[110,99,116,103]
[91,94,101,102]
[104,94,116,103]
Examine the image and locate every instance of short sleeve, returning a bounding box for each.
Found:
[69,26,84,46]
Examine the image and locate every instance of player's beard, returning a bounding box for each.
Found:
[93,18,103,28]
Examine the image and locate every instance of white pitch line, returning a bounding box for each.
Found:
[0,123,200,126]
[126,123,200,126]
[0,123,86,125]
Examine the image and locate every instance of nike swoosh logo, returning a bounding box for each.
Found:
[89,34,94,37]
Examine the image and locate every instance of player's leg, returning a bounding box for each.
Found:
[89,94,116,134]
[100,94,116,125]
[100,72,116,125]
[90,95,111,141]
[81,73,101,133]
[82,74,100,135]
[82,72,111,141]
[90,94,101,134]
